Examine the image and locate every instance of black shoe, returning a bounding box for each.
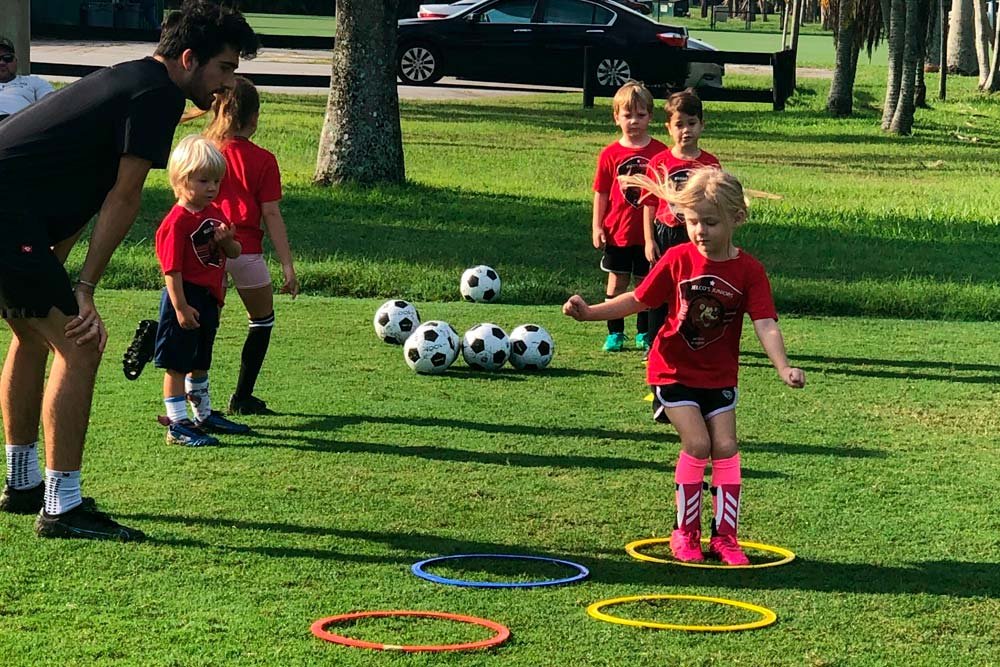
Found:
[0,482,44,514]
[228,394,274,416]
[35,501,145,542]
[123,319,158,381]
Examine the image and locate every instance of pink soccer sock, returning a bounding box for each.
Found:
[674,451,708,533]
[710,453,742,537]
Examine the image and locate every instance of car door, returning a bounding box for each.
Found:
[449,0,542,83]
[533,0,617,86]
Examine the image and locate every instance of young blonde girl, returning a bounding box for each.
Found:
[564,169,805,565]
[204,77,297,415]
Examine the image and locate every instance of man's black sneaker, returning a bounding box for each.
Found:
[123,319,158,380]
[0,482,44,514]
[228,394,275,416]
[35,502,145,542]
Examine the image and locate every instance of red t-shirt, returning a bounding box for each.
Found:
[635,243,777,388]
[643,149,721,227]
[155,203,230,305]
[592,138,667,247]
[215,137,282,255]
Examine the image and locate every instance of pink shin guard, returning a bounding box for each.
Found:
[674,452,708,532]
[710,454,742,537]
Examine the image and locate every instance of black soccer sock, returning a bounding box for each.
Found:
[606,294,625,334]
[647,304,667,340]
[234,312,274,399]
[636,309,649,335]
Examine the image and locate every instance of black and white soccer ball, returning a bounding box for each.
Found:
[460,265,501,303]
[509,324,554,370]
[403,320,461,374]
[373,299,421,345]
[462,323,510,371]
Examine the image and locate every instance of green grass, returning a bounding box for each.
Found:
[1,293,998,665]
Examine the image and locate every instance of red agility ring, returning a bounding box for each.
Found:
[310,610,511,652]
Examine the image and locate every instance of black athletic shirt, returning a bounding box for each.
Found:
[0,58,185,242]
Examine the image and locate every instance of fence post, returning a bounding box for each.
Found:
[583,46,595,109]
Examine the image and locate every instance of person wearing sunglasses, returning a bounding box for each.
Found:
[0,37,54,123]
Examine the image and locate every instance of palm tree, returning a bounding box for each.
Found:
[947,0,978,73]
[826,0,884,116]
[889,0,932,134]
[881,0,907,128]
[314,0,406,186]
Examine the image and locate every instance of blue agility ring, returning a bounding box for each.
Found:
[411,554,590,589]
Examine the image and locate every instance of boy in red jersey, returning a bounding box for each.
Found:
[592,81,666,352]
[565,169,805,566]
[154,135,247,446]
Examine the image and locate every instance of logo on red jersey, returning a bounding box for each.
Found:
[677,275,742,349]
[617,155,652,208]
[189,218,223,268]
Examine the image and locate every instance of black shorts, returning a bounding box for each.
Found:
[652,383,738,424]
[601,243,649,278]
[153,283,220,374]
[0,216,78,319]
[653,222,689,253]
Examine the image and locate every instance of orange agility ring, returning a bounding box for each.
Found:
[310,610,511,652]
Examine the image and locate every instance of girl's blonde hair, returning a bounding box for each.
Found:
[622,167,749,225]
[612,80,654,118]
[203,76,260,143]
[167,134,227,198]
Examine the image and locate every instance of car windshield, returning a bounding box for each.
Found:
[480,0,536,22]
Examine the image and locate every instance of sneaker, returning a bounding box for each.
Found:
[228,394,275,416]
[635,332,651,351]
[0,482,44,515]
[708,534,751,566]
[166,419,219,447]
[122,320,158,381]
[669,528,704,563]
[35,501,145,542]
[603,332,627,352]
[196,410,251,435]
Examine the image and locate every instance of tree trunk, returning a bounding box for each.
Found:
[926,0,941,65]
[314,0,406,186]
[828,0,862,115]
[890,0,932,133]
[984,0,1000,88]
[948,0,979,73]
[973,0,992,85]
[0,0,30,74]
[882,0,907,128]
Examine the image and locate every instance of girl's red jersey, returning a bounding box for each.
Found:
[593,138,667,247]
[216,137,283,255]
[635,243,777,388]
[643,149,721,227]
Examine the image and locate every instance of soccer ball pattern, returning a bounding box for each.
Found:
[373,299,421,345]
[462,323,510,371]
[509,324,554,370]
[460,265,501,303]
[403,320,461,374]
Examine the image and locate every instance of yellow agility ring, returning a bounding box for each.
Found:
[587,594,777,632]
[625,537,795,570]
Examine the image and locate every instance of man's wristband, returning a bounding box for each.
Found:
[76,279,97,292]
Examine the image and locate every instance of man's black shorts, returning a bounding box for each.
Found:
[0,214,79,319]
[652,383,738,424]
[601,243,649,278]
[153,283,220,374]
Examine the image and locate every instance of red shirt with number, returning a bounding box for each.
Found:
[643,149,721,227]
[155,203,229,306]
[215,137,283,255]
[634,243,777,388]
[592,138,667,247]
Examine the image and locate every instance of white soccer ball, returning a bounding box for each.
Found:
[509,324,554,370]
[460,265,501,303]
[462,323,510,371]
[373,299,421,345]
[403,320,461,374]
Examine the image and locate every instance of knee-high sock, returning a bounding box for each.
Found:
[606,294,624,334]
[185,375,211,422]
[710,453,742,537]
[675,451,708,532]
[636,309,649,335]
[235,312,274,399]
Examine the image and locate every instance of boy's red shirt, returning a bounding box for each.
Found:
[635,243,777,388]
[593,138,667,247]
[155,203,230,306]
[643,149,721,227]
[215,136,283,255]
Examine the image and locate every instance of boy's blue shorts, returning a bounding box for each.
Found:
[153,283,220,374]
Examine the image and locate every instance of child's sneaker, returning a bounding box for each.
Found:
[196,411,251,435]
[635,332,651,351]
[122,320,158,380]
[669,529,704,563]
[166,419,219,447]
[602,332,627,352]
[708,534,751,566]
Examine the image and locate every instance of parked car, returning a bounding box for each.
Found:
[686,36,723,88]
[397,0,689,88]
[418,0,651,17]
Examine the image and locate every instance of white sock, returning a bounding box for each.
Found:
[5,442,43,490]
[185,375,211,422]
[44,469,82,515]
[165,395,188,423]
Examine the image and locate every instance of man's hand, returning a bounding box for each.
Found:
[65,289,108,352]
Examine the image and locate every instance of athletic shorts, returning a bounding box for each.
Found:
[0,213,79,319]
[651,383,738,424]
[153,283,220,374]
[653,221,689,253]
[226,253,272,290]
[601,243,649,278]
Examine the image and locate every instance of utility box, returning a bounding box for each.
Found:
[714,6,729,21]
[84,2,115,27]
[32,1,84,26]
[115,2,142,29]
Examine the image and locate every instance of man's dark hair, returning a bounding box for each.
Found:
[155,0,258,64]
[0,37,14,55]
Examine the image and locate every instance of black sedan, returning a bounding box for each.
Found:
[396,0,690,89]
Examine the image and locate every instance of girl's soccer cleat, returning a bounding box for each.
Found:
[122,320,158,380]
[603,332,627,352]
[708,534,751,566]
[669,529,704,562]
[635,332,651,350]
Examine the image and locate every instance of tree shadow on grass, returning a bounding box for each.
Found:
[743,351,1000,385]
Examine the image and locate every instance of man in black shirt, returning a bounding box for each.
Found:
[0,0,258,541]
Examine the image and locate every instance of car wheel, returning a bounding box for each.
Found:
[595,57,632,88]
[398,44,443,85]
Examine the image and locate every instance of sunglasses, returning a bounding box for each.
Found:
[0,54,15,64]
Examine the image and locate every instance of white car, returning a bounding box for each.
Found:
[686,37,724,88]
[417,0,481,19]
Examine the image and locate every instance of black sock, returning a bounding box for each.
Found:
[606,294,625,334]
[647,304,666,340]
[636,310,649,335]
[234,312,274,399]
